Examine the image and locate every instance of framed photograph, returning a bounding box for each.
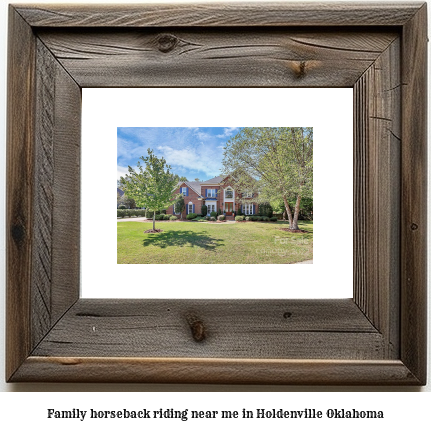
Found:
[6,2,427,384]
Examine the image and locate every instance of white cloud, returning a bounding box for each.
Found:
[117,165,130,180]
[216,127,239,138]
[157,145,221,177]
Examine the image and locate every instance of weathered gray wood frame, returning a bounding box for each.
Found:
[6,2,427,384]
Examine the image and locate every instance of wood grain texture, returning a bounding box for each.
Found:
[15,2,423,27]
[6,2,427,385]
[12,357,420,385]
[400,3,427,384]
[32,38,81,343]
[32,299,384,360]
[6,8,36,381]
[37,29,398,88]
[353,38,401,359]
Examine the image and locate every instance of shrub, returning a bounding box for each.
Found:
[270,217,278,222]
[186,213,197,220]
[210,211,217,217]
[256,216,262,221]
[118,205,126,210]
[245,216,250,221]
[198,219,206,222]
[262,216,269,222]
[117,209,126,218]
[210,216,216,221]
[217,215,225,221]
[235,215,245,221]
[164,214,171,220]
[169,216,178,221]
[201,204,208,217]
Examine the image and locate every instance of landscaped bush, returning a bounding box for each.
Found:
[210,211,217,217]
[210,216,216,221]
[117,209,149,218]
[118,205,126,210]
[270,217,278,222]
[256,216,262,221]
[262,216,269,222]
[245,216,250,221]
[163,214,171,220]
[201,204,208,217]
[205,216,211,221]
[154,214,165,220]
[186,213,198,220]
[235,216,245,221]
[217,215,225,221]
[169,216,178,221]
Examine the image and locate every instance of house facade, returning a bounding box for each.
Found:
[166,175,259,218]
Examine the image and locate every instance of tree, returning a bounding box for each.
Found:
[119,149,178,232]
[222,127,312,230]
[173,174,188,183]
[175,194,185,219]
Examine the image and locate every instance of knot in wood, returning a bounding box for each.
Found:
[410,223,418,230]
[186,315,206,342]
[11,222,25,245]
[157,34,178,53]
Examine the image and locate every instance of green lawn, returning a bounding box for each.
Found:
[117,220,313,264]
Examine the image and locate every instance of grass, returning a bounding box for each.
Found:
[117,220,313,264]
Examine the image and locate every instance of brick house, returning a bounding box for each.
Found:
[166,175,259,219]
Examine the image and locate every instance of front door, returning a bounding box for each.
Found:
[225,202,233,215]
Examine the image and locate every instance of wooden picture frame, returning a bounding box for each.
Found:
[6,2,427,385]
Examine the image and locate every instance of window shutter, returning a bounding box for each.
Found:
[241,204,243,213]
[205,189,207,197]
[253,205,255,215]
[186,187,189,196]
[186,204,188,215]
[193,204,195,214]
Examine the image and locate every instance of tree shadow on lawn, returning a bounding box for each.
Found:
[142,230,224,252]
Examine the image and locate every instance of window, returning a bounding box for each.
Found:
[207,204,216,214]
[207,189,216,198]
[243,204,253,215]
[245,191,253,198]
[225,188,233,199]
[181,187,187,195]
[188,203,193,214]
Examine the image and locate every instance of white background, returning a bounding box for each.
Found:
[0,0,429,421]
[82,87,353,299]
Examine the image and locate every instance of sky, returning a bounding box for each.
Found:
[117,127,240,181]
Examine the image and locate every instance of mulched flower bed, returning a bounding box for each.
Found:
[279,228,309,233]
[144,229,163,233]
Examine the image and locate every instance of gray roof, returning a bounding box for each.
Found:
[176,181,203,197]
[185,181,202,196]
[117,188,124,197]
[201,175,226,184]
